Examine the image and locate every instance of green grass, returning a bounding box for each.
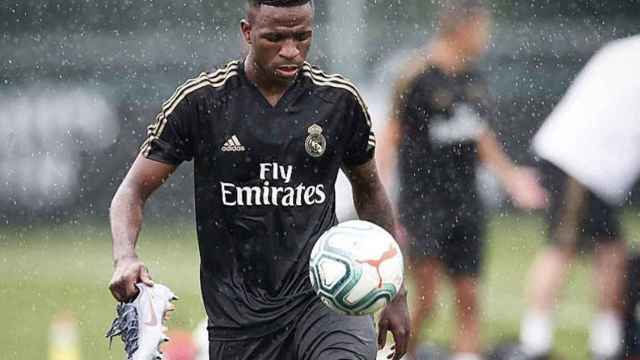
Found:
[2,212,640,359]
[1,221,203,360]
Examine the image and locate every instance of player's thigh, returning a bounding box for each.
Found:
[295,300,377,360]
[583,190,621,245]
[540,160,571,244]
[410,256,442,289]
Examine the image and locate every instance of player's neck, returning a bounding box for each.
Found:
[244,57,293,106]
[428,39,472,75]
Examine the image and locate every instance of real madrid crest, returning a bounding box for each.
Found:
[305,124,326,158]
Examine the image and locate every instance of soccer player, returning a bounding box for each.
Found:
[520,35,640,360]
[107,0,410,359]
[378,1,546,359]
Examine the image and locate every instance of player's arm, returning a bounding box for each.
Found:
[376,116,401,189]
[109,156,177,302]
[343,160,410,360]
[342,160,395,235]
[340,88,409,359]
[109,86,196,302]
[477,129,516,181]
[465,72,546,210]
[477,129,547,209]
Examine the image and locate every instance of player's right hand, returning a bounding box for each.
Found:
[108,256,154,302]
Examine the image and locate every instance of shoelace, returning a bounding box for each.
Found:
[106,303,140,359]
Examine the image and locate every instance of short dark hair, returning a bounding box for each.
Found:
[247,0,312,7]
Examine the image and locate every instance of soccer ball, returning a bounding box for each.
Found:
[309,220,404,316]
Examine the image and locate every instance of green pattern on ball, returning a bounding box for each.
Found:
[309,230,398,315]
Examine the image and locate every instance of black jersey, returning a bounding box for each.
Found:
[140,60,375,340]
[397,65,494,207]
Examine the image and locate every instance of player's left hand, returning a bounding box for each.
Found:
[505,166,548,210]
[377,288,410,360]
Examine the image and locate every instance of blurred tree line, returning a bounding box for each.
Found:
[1,0,639,224]
[5,0,638,34]
[2,0,241,33]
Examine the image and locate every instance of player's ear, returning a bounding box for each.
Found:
[240,19,252,45]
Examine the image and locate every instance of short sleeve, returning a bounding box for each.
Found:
[465,72,496,128]
[342,93,375,166]
[140,93,196,165]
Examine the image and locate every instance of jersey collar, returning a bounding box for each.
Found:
[238,59,307,111]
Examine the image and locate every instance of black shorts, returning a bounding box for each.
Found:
[624,253,640,357]
[398,198,485,277]
[540,160,621,249]
[208,299,377,360]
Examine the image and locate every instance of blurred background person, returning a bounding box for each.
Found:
[378,1,547,359]
[520,34,640,360]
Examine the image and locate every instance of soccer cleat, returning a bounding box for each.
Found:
[106,283,178,360]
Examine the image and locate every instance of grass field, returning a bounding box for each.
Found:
[2,212,639,359]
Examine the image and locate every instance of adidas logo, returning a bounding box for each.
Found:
[221,135,246,152]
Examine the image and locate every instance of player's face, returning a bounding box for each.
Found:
[462,12,492,58]
[242,4,313,83]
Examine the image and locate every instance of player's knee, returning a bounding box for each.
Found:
[457,295,479,314]
[553,241,576,254]
[454,281,479,310]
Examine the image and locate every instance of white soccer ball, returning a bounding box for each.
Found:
[309,220,404,316]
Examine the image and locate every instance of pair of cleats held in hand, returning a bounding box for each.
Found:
[106,283,178,360]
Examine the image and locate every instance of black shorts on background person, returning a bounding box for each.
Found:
[378,2,546,359]
[539,160,620,250]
